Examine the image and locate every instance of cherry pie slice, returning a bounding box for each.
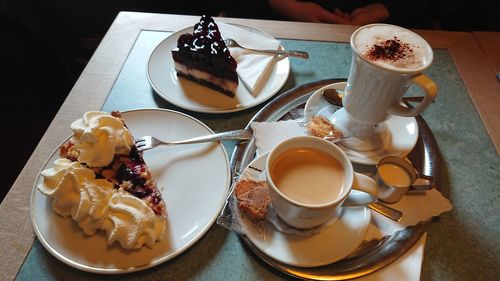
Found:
[60,111,166,217]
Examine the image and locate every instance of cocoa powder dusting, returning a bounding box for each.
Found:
[365,36,414,62]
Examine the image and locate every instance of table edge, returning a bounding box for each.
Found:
[0,12,143,281]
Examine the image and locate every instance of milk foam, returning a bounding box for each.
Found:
[353,25,431,70]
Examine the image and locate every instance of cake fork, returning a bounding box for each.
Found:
[224,38,309,59]
[135,129,253,152]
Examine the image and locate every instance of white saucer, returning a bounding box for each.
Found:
[238,153,371,268]
[31,109,231,274]
[147,23,290,113]
[304,82,418,165]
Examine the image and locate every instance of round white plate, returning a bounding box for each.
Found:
[238,153,370,268]
[30,109,231,274]
[147,23,290,113]
[305,82,418,165]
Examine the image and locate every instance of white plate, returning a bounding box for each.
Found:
[30,109,231,274]
[238,153,370,268]
[305,82,418,165]
[147,23,290,113]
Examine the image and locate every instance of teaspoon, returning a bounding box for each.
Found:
[368,202,403,222]
[322,89,344,107]
[322,88,425,107]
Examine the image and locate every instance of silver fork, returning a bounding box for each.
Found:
[135,129,253,152]
[224,38,309,59]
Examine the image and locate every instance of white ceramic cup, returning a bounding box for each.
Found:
[333,23,437,151]
[265,136,378,229]
[375,156,433,203]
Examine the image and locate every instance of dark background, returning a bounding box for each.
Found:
[1,0,498,202]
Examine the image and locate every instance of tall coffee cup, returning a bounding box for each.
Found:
[333,24,437,151]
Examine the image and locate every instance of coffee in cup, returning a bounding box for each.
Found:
[266,136,378,229]
[269,146,345,205]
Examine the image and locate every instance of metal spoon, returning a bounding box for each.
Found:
[322,89,344,107]
[368,202,403,222]
[322,88,425,107]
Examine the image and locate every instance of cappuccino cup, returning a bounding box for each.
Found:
[333,24,437,151]
[265,136,378,229]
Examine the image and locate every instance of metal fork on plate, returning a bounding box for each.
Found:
[224,38,309,59]
[135,128,253,152]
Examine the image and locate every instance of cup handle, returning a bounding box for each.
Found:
[410,174,433,190]
[388,74,437,117]
[342,172,378,206]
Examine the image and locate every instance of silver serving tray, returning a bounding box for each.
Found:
[230,78,441,280]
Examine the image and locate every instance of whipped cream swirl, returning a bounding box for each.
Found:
[70,111,134,167]
[38,158,166,249]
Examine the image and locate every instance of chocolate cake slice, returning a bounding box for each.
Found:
[172,15,238,97]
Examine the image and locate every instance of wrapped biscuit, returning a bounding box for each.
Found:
[234,179,270,221]
[306,115,344,141]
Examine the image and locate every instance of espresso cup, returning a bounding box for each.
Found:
[333,24,437,151]
[265,136,378,229]
[375,156,433,203]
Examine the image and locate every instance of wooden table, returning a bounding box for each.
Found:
[473,31,500,80]
[1,12,499,281]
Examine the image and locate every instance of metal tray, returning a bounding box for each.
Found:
[230,78,441,280]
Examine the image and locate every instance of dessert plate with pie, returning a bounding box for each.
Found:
[237,153,371,267]
[304,82,419,165]
[31,108,231,273]
[147,21,290,113]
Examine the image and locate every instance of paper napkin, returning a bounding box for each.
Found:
[251,120,304,154]
[364,189,453,240]
[354,234,427,281]
[218,23,281,94]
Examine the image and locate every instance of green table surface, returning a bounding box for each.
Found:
[16,31,500,281]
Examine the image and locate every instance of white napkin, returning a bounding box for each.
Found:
[218,23,281,94]
[251,120,453,280]
[251,120,304,154]
[365,189,452,241]
[354,234,427,281]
